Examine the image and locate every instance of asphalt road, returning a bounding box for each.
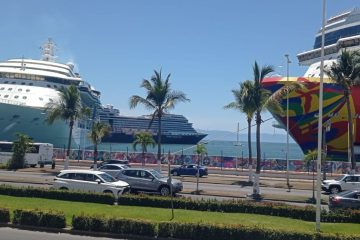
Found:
[0,227,125,240]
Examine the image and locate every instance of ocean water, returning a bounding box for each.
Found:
[98,140,304,160]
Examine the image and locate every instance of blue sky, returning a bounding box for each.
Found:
[0,0,358,135]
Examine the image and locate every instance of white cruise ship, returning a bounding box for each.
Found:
[0,39,100,148]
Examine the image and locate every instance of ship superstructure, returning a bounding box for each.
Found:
[0,39,100,148]
[263,8,360,161]
[99,105,207,144]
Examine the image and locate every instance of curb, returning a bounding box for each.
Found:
[0,223,156,240]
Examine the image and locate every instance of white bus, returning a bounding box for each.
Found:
[0,141,53,167]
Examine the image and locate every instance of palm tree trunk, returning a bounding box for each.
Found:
[142,149,145,166]
[345,93,356,171]
[247,118,253,183]
[157,114,162,172]
[94,144,98,170]
[65,120,74,170]
[253,111,261,196]
[196,154,200,193]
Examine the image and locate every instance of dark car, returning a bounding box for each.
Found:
[170,164,208,177]
[329,190,360,210]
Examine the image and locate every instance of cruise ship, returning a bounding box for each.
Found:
[263,8,360,161]
[99,105,207,144]
[0,39,101,148]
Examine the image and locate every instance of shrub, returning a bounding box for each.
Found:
[0,208,10,223]
[72,214,156,237]
[12,209,65,228]
[118,194,360,223]
[0,184,114,205]
[157,222,359,240]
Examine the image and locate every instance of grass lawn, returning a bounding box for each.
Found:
[0,195,359,236]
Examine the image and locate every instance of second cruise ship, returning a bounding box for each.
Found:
[99,105,207,144]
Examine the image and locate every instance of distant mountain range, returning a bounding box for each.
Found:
[198,129,296,143]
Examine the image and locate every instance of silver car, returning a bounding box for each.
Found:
[117,168,183,196]
[98,164,129,178]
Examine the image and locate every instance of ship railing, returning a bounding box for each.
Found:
[0,98,25,106]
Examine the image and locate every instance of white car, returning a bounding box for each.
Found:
[53,169,130,198]
[322,174,360,194]
[98,164,129,178]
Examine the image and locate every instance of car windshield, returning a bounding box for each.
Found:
[335,175,345,181]
[149,170,163,179]
[98,173,116,182]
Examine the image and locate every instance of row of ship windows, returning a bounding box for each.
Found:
[1,81,59,89]
[0,94,53,102]
[0,72,79,86]
[0,87,31,92]
[0,72,45,81]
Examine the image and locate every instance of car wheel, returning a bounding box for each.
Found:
[59,187,68,191]
[329,186,341,194]
[173,171,179,176]
[159,186,170,196]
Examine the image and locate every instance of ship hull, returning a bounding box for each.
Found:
[102,132,207,145]
[0,102,82,148]
[262,76,360,162]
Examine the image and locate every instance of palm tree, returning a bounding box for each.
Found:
[130,69,189,171]
[252,61,280,197]
[194,143,207,194]
[250,62,303,197]
[46,85,90,169]
[133,131,155,166]
[325,50,360,172]
[89,121,111,170]
[224,80,256,183]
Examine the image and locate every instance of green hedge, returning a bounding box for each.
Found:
[72,214,156,237]
[158,222,359,240]
[0,184,114,204]
[118,194,360,223]
[12,209,65,229]
[0,208,10,223]
[71,215,359,240]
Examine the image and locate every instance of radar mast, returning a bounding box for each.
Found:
[41,38,57,62]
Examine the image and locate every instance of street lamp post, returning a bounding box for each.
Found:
[316,0,327,232]
[285,54,291,191]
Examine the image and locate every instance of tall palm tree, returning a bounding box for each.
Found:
[194,143,207,194]
[130,70,190,171]
[325,50,360,172]
[224,80,256,183]
[89,121,111,170]
[250,62,302,197]
[46,85,90,169]
[133,131,155,166]
[252,62,279,197]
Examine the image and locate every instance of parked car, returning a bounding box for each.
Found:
[117,168,183,196]
[53,169,130,198]
[321,174,360,194]
[98,163,129,178]
[329,190,360,210]
[170,164,208,177]
[91,159,130,169]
